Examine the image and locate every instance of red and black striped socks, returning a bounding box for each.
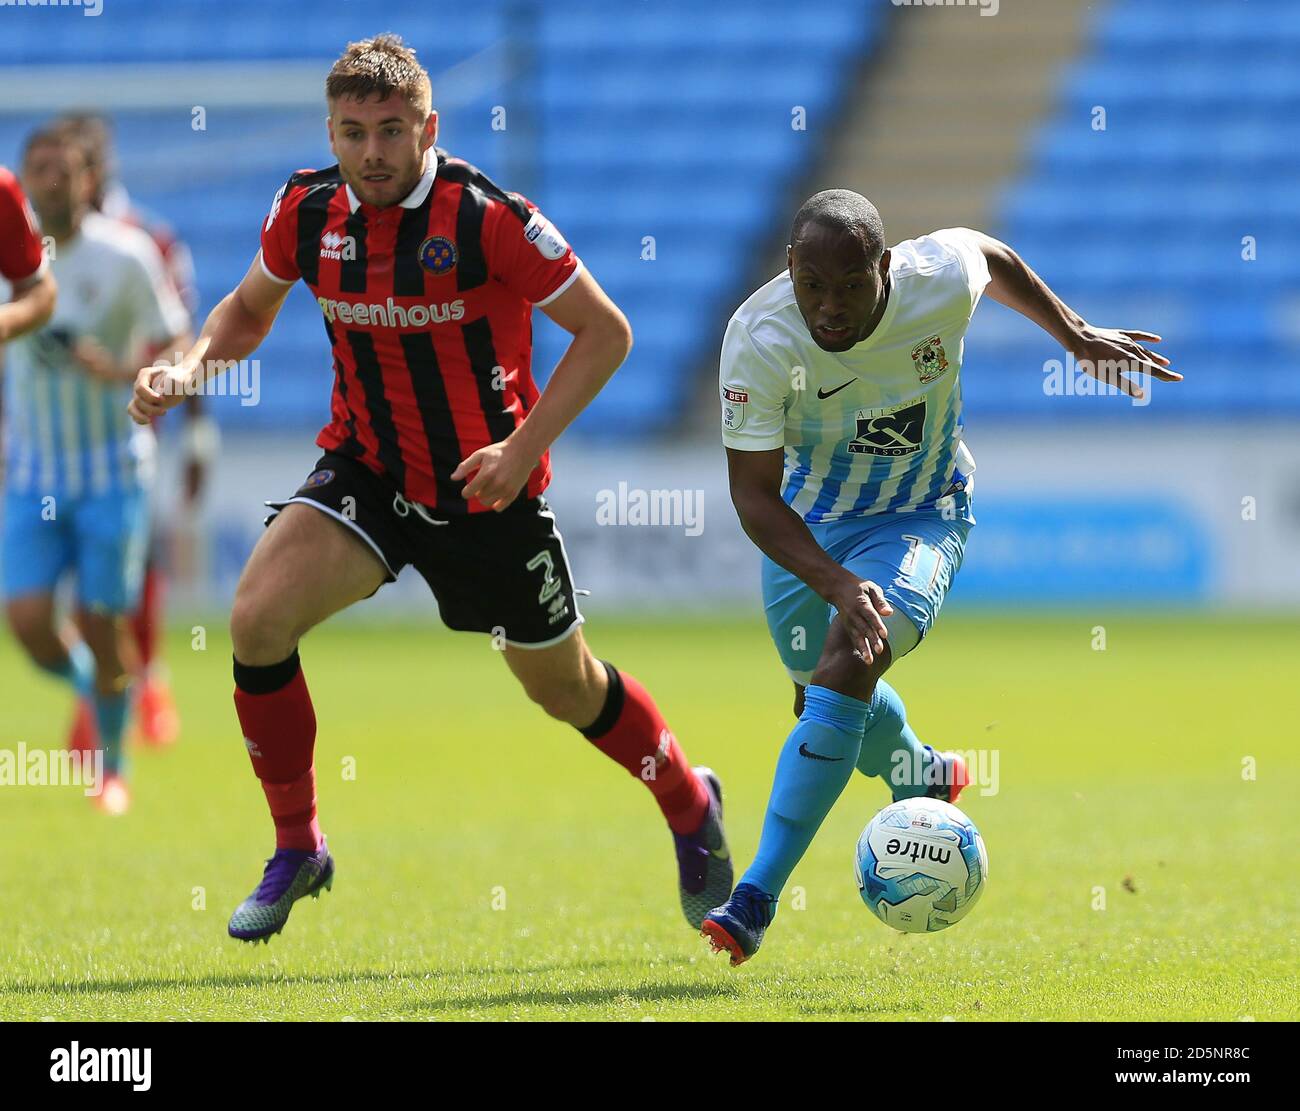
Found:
[579,662,709,835]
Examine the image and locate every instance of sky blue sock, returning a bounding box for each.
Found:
[36,641,96,699]
[94,689,130,777]
[854,679,932,798]
[741,685,870,900]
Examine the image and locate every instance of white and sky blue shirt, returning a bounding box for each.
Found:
[3,212,189,497]
[720,227,990,524]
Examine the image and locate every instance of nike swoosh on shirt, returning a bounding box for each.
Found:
[816,379,857,399]
[798,742,844,762]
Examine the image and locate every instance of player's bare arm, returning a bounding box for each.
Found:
[76,328,189,386]
[453,268,632,511]
[969,229,1182,402]
[127,256,290,424]
[726,445,890,665]
[0,267,56,343]
[180,391,218,504]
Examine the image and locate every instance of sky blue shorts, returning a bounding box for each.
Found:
[762,489,973,684]
[2,486,149,614]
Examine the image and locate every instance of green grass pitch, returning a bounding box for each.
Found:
[0,611,1296,1021]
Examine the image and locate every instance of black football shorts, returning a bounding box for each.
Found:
[265,452,584,647]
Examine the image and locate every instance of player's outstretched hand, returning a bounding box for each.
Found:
[128,363,189,425]
[828,575,893,666]
[453,439,536,512]
[1069,325,1181,403]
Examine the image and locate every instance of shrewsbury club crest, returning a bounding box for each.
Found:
[911,334,949,383]
[419,236,457,275]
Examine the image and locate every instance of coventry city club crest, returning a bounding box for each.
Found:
[911,334,949,383]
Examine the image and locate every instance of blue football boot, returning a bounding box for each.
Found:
[701,882,778,966]
[923,747,970,804]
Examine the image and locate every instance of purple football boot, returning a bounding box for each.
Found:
[228,843,334,943]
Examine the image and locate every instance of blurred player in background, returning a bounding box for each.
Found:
[58,112,210,749]
[129,34,732,942]
[702,190,1180,965]
[1,126,189,814]
[0,158,59,659]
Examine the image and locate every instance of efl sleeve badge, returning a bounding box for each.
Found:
[722,384,749,429]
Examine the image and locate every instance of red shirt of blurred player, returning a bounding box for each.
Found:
[0,165,47,284]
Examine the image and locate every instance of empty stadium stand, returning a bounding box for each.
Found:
[981,0,1300,418]
[0,0,882,437]
[2,0,1290,434]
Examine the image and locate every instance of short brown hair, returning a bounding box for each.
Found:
[326,33,432,115]
[56,112,113,174]
[23,124,87,169]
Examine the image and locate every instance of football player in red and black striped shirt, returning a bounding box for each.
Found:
[129,33,732,941]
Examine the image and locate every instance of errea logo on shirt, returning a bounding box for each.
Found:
[320,231,357,261]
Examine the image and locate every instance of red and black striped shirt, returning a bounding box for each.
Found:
[259,147,582,513]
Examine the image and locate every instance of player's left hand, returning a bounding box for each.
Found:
[1068,325,1181,402]
[453,439,537,511]
[72,337,130,383]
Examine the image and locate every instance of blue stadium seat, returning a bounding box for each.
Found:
[2,0,879,437]
[995,0,1300,417]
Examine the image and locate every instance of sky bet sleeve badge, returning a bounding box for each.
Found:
[911,334,949,383]
[722,385,748,429]
[524,211,569,260]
